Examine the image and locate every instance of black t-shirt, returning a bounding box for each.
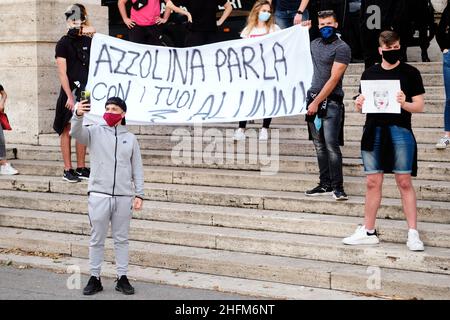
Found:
[55,34,92,89]
[275,0,301,11]
[172,0,227,32]
[360,62,425,128]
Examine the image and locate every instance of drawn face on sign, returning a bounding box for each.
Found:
[373,90,389,110]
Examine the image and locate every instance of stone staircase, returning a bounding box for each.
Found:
[1,62,449,299]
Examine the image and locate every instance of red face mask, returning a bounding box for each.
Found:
[103,112,123,127]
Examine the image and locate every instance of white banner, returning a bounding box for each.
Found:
[85,26,313,125]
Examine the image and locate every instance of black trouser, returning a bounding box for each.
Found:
[239,119,272,129]
[129,25,163,46]
[343,10,363,61]
[185,31,218,47]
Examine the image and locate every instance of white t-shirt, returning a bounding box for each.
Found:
[241,25,281,38]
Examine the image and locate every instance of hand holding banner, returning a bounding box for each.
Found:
[85,26,313,125]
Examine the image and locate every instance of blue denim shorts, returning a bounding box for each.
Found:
[361,125,415,174]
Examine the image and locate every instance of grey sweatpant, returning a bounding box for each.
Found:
[0,125,6,160]
[88,195,133,277]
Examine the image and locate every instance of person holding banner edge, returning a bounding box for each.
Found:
[54,4,91,183]
[234,0,281,141]
[343,31,425,251]
[71,97,145,295]
[304,10,351,201]
[118,0,192,45]
[169,0,233,47]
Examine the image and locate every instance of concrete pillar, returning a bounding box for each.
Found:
[0,0,107,144]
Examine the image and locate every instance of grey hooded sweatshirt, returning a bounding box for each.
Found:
[70,113,145,199]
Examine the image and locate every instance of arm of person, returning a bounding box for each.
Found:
[56,57,75,111]
[217,1,233,27]
[165,0,192,23]
[69,100,91,147]
[306,62,348,115]
[131,137,145,210]
[118,0,135,29]
[0,89,6,113]
[294,0,309,25]
[397,93,425,113]
[157,2,172,24]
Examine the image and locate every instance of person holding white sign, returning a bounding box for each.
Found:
[343,31,426,251]
[234,0,281,141]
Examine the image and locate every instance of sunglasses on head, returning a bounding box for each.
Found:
[318,10,335,18]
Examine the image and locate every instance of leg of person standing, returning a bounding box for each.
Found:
[321,101,347,200]
[305,121,333,196]
[83,195,110,295]
[436,51,450,148]
[110,196,135,295]
[0,125,17,175]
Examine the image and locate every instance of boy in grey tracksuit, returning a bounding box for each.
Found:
[70,96,144,295]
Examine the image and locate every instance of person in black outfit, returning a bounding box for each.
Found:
[343,31,426,251]
[54,4,91,182]
[170,0,233,46]
[360,0,409,69]
[407,0,435,62]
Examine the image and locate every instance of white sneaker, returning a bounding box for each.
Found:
[407,229,424,251]
[0,163,18,175]
[259,128,268,141]
[233,128,246,141]
[436,136,450,149]
[342,225,380,245]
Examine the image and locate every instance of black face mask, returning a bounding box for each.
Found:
[382,49,401,64]
[67,27,81,38]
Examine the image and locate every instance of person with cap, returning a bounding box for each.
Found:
[54,3,91,183]
[70,97,145,296]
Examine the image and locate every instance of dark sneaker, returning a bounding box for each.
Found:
[333,190,349,201]
[63,169,81,183]
[115,275,135,295]
[76,167,90,180]
[305,185,333,196]
[83,276,103,295]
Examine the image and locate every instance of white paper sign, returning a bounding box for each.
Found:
[84,26,313,125]
[361,80,401,114]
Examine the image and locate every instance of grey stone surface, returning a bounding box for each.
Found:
[0,265,253,300]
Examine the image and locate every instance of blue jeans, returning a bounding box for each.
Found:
[275,9,309,30]
[443,51,450,131]
[361,126,415,175]
[308,100,344,190]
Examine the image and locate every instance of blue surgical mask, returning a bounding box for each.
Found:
[258,11,271,22]
[319,26,336,40]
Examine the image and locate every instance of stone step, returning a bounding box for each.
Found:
[1,209,449,276]
[270,112,444,128]
[7,150,450,182]
[36,125,446,145]
[344,74,444,87]
[0,177,449,223]
[1,196,449,248]
[0,226,448,299]
[9,135,450,162]
[0,253,372,300]
[346,62,443,75]
[8,161,450,202]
